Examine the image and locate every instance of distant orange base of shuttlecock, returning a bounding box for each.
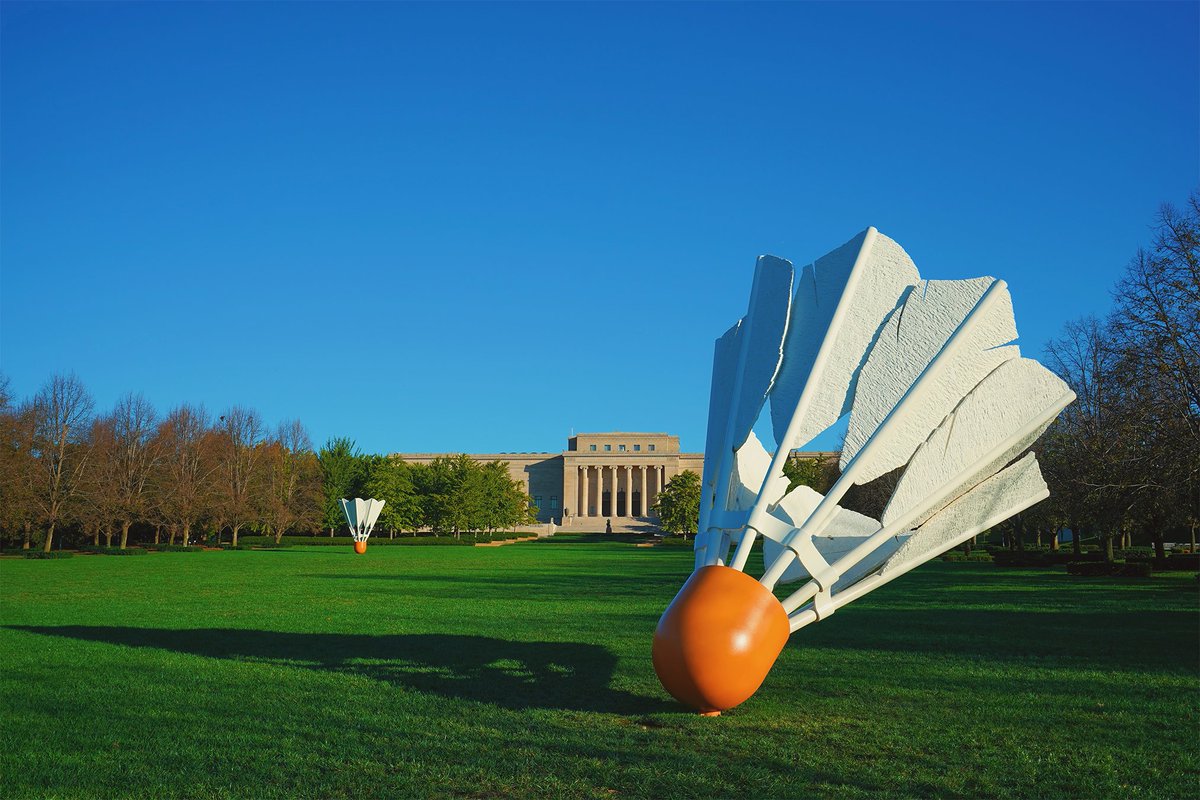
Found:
[353,541,367,554]
[652,565,790,714]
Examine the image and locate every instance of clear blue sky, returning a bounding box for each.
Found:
[2,1,1196,456]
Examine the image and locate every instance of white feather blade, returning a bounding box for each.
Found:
[842,277,1020,484]
[730,256,794,450]
[881,358,1072,529]
[699,320,742,536]
[880,452,1048,574]
[769,229,919,451]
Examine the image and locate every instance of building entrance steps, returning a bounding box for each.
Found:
[559,516,662,535]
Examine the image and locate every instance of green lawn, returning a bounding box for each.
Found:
[1,539,1196,799]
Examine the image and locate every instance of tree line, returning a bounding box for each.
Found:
[0,390,536,552]
[1031,194,1198,559]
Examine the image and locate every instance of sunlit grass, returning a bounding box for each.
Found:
[1,542,1196,798]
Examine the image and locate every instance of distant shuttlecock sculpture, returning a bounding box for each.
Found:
[340,497,385,554]
[652,228,1075,715]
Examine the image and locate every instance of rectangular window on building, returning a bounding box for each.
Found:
[618,444,626,452]
[533,496,542,508]
[550,496,559,509]
[633,444,641,452]
[604,444,612,452]
[589,444,596,451]
[648,444,656,452]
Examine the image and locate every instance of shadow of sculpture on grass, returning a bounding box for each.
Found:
[10,626,673,714]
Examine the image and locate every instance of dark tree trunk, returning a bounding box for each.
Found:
[23,521,31,550]
[120,521,131,550]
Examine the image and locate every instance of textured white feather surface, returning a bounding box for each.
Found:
[730,256,793,450]
[880,453,1047,574]
[842,278,1019,483]
[769,230,919,450]
[881,358,1071,528]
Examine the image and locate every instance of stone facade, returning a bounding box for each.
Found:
[395,432,701,524]
[395,432,834,525]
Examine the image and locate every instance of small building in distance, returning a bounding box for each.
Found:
[394,432,837,525]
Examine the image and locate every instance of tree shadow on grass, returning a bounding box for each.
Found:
[9,626,674,714]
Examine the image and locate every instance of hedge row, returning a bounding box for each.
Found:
[992,550,1104,567]
[1067,560,1153,578]
[234,533,529,548]
[79,546,148,556]
[941,552,994,563]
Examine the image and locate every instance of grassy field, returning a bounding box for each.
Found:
[1,538,1196,799]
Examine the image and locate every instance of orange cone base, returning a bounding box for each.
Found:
[353,541,367,554]
[652,565,790,715]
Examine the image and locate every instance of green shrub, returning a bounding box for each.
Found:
[1164,553,1200,570]
[79,547,148,556]
[1119,561,1153,578]
[1067,561,1116,577]
[23,551,74,559]
[146,544,201,552]
[1066,560,1152,578]
[240,533,529,547]
[966,552,994,562]
[941,552,966,562]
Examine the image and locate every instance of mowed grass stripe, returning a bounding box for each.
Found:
[1,541,1196,799]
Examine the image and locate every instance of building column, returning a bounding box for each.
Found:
[601,466,607,516]
[624,465,633,517]
[607,465,615,517]
[580,466,589,517]
[640,466,648,516]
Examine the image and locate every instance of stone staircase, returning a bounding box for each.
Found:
[556,516,662,535]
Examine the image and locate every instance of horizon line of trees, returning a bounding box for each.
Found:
[0,389,537,552]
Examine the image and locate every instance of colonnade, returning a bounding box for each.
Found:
[576,464,666,518]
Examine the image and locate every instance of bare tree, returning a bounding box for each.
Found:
[153,404,217,547]
[1043,317,1142,560]
[107,392,160,549]
[30,373,95,552]
[80,415,120,547]
[261,419,322,544]
[215,406,265,547]
[1111,194,1200,422]
[0,376,39,548]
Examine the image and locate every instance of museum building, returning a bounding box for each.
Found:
[395,432,704,523]
[395,432,837,525]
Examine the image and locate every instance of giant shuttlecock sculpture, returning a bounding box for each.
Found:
[652,228,1076,715]
[340,497,385,554]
